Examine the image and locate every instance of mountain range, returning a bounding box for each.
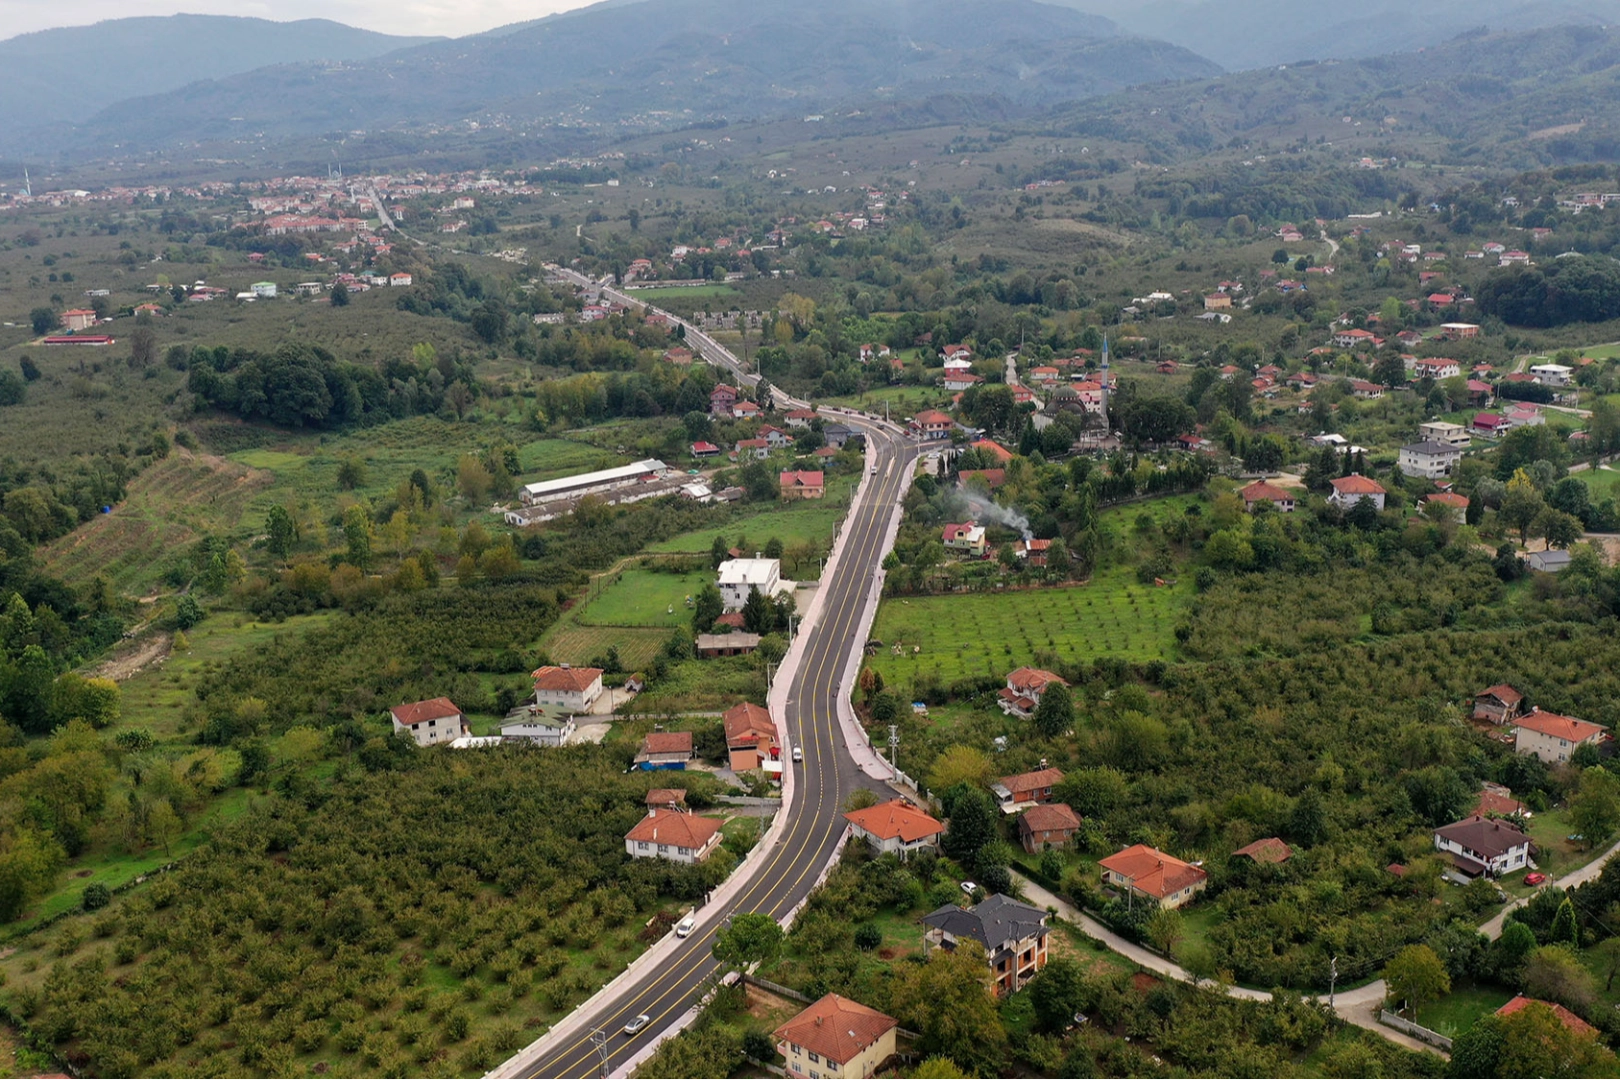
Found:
[0,15,437,147]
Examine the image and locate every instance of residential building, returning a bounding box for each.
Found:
[1349,379,1385,399]
[59,309,98,331]
[1473,684,1525,724]
[910,409,954,441]
[624,808,723,864]
[1528,549,1573,573]
[390,697,467,747]
[1203,293,1232,311]
[844,799,943,859]
[971,439,1014,463]
[389,272,412,287]
[1512,709,1606,763]
[1441,322,1480,338]
[958,468,1006,491]
[943,372,983,392]
[1433,815,1530,878]
[634,730,694,769]
[531,665,604,712]
[997,667,1068,718]
[1421,492,1469,522]
[696,632,761,657]
[780,470,825,500]
[1238,480,1296,513]
[723,701,779,771]
[1398,440,1463,480]
[1018,803,1081,852]
[783,408,818,429]
[717,557,784,611]
[1332,328,1380,349]
[1496,996,1598,1038]
[691,441,721,459]
[1099,844,1208,910]
[823,423,863,449]
[1418,421,1469,447]
[1232,837,1292,864]
[645,788,687,810]
[250,281,278,298]
[1475,782,1530,819]
[1472,412,1512,437]
[942,522,986,557]
[1412,358,1461,380]
[775,993,898,1080]
[1013,538,1051,564]
[498,712,575,746]
[992,767,1065,811]
[1530,363,1574,387]
[921,894,1049,995]
[1328,474,1386,511]
[710,384,739,417]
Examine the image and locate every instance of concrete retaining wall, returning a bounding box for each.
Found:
[1379,1010,1453,1051]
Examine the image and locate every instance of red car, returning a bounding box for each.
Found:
[1524,873,1547,886]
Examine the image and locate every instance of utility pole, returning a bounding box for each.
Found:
[590,1028,609,1079]
[888,724,899,778]
[1328,956,1338,1010]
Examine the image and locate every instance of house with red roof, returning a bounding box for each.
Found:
[1013,538,1051,565]
[733,400,762,419]
[1349,379,1386,399]
[1475,783,1530,819]
[723,702,778,771]
[1512,708,1607,764]
[1328,474,1386,511]
[734,437,770,460]
[780,470,824,500]
[1496,996,1597,1038]
[709,383,738,417]
[1473,684,1524,725]
[775,994,899,1080]
[1018,803,1081,852]
[1332,328,1380,349]
[635,731,694,769]
[941,521,986,556]
[910,409,953,441]
[1232,837,1292,865]
[958,468,1005,491]
[1421,491,1469,522]
[943,371,983,392]
[971,439,1014,463]
[1472,412,1512,437]
[532,665,604,713]
[1100,844,1208,909]
[390,698,467,747]
[992,767,1064,810]
[691,441,721,459]
[844,799,943,858]
[60,309,98,331]
[624,807,723,864]
[998,667,1067,718]
[782,408,818,429]
[1239,480,1296,513]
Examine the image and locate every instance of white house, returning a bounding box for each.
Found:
[624,808,723,864]
[717,557,784,612]
[1328,474,1386,511]
[390,698,467,747]
[531,665,603,712]
[1530,363,1574,387]
[843,799,944,859]
[1418,421,1470,447]
[250,281,278,298]
[1512,709,1607,764]
[500,712,576,746]
[1398,440,1463,480]
[1433,816,1530,878]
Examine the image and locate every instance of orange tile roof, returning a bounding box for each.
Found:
[1240,480,1295,503]
[723,702,775,746]
[1478,684,1523,705]
[641,731,693,755]
[1513,709,1605,744]
[532,665,603,692]
[1232,837,1293,864]
[390,697,462,726]
[844,799,942,842]
[1497,995,1597,1037]
[624,808,721,849]
[645,788,687,806]
[1020,803,1081,834]
[1100,844,1207,899]
[775,993,897,1064]
[1006,667,1066,692]
[1330,474,1386,496]
[1475,789,1527,817]
[999,768,1065,794]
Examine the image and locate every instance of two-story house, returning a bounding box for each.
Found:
[390,697,468,747]
[1512,709,1607,764]
[941,522,986,557]
[709,383,739,417]
[997,667,1067,718]
[717,557,783,611]
[775,994,898,1080]
[1018,803,1081,852]
[1328,474,1386,511]
[1474,684,1525,724]
[922,894,1050,995]
[1239,480,1297,513]
[531,665,604,713]
[991,767,1064,811]
[624,808,723,864]
[843,799,943,859]
[723,701,779,772]
[909,409,954,441]
[1398,440,1463,480]
[1433,815,1530,878]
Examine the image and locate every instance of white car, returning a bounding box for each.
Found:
[792,746,804,763]
[960,880,978,895]
[675,914,696,938]
[624,1014,651,1036]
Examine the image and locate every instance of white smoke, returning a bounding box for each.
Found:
[959,490,1032,541]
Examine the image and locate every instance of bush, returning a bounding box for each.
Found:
[854,923,883,951]
[81,883,111,912]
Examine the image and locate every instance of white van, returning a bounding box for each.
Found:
[675,913,697,938]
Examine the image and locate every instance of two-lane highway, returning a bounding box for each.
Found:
[504,415,915,1079]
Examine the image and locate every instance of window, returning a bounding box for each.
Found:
[808,1051,820,1063]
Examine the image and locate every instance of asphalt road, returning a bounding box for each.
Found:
[510,418,915,1079]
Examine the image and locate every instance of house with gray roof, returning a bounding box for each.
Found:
[922,894,1049,995]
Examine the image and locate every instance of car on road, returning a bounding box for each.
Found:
[1524,872,1547,886]
[675,914,696,937]
[960,880,977,895]
[792,745,803,763]
[624,1014,651,1036]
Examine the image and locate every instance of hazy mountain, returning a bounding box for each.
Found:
[1053,0,1620,70]
[0,15,438,148]
[37,0,1220,157]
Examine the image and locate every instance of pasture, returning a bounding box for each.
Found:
[866,564,1189,688]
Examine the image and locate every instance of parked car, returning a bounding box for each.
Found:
[792,745,803,763]
[1524,872,1547,886]
[960,880,977,895]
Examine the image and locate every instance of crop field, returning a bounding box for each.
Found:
[39,451,275,592]
[573,568,713,627]
[623,283,741,299]
[645,480,855,568]
[866,564,1190,687]
[542,624,668,672]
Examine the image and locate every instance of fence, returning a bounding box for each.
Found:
[1378,1010,1453,1051]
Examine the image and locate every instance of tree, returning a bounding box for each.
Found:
[709,533,731,569]
[1054,766,1130,820]
[174,594,202,630]
[1374,353,1407,389]
[764,537,784,560]
[0,371,24,407]
[942,786,997,865]
[741,586,773,634]
[458,455,493,503]
[1146,907,1184,957]
[1383,944,1450,1017]
[890,941,1007,1074]
[1032,682,1074,738]
[1570,766,1620,846]
[928,745,994,793]
[329,282,350,307]
[265,504,298,561]
[336,456,367,491]
[1029,956,1086,1033]
[1497,998,1617,1077]
[18,355,40,382]
[145,798,181,857]
[1536,508,1583,550]
[692,583,723,633]
[712,912,783,972]
[30,306,56,336]
[343,506,373,569]
[129,325,156,369]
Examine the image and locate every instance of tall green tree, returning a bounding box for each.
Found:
[1031,682,1074,738]
[1383,944,1450,1017]
[691,583,723,634]
[712,912,784,973]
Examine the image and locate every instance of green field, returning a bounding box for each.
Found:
[1580,463,1620,501]
[644,479,856,569]
[574,568,713,627]
[624,283,741,299]
[867,564,1190,687]
[1415,982,1514,1038]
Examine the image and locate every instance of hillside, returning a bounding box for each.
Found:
[1055,0,1620,70]
[40,0,1220,158]
[1043,23,1620,169]
[0,15,437,150]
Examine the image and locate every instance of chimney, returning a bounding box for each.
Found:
[560,662,570,670]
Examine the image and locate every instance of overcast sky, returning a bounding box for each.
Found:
[0,0,599,40]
